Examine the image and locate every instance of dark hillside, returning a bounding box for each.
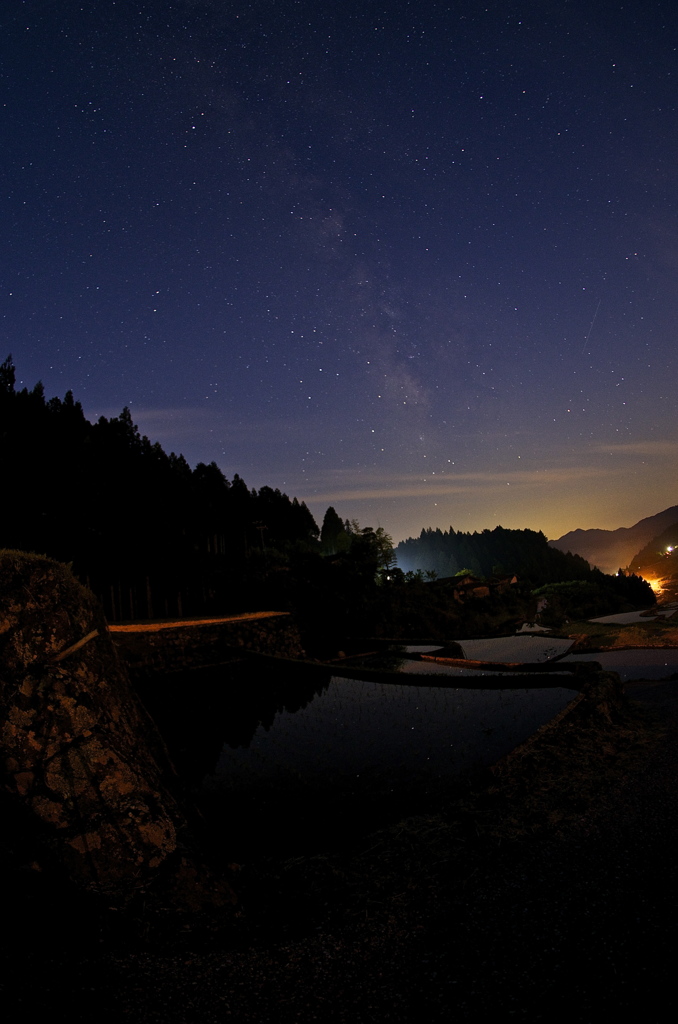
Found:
[627,524,678,599]
[629,523,678,572]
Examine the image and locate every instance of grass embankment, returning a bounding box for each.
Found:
[563,617,678,652]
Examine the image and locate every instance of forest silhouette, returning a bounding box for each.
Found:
[0,356,653,648]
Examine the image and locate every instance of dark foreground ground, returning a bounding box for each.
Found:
[3,676,678,1023]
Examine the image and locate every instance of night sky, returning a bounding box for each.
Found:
[2,0,677,543]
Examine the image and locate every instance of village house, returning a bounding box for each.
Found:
[427,573,518,603]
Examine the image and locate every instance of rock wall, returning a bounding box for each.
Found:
[0,550,234,908]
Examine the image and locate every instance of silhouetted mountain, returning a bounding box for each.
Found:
[549,506,678,574]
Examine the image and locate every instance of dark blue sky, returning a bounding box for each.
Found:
[2,0,677,540]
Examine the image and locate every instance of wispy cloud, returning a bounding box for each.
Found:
[589,440,678,457]
[85,405,314,447]
[302,465,614,503]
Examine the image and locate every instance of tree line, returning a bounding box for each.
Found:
[395,524,654,623]
[396,524,597,581]
[0,357,396,647]
[1,356,654,646]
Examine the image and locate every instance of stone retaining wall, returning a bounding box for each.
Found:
[110,612,305,677]
[0,549,235,908]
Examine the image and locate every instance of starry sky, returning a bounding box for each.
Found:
[2,0,677,543]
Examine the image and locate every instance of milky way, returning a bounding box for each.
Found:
[2,0,677,540]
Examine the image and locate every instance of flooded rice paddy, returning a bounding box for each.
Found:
[209,675,578,792]
[561,649,678,681]
[143,634,678,856]
[196,666,578,858]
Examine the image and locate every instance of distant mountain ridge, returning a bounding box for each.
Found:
[549,505,678,574]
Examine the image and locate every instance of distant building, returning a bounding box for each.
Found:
[427,573,517,603]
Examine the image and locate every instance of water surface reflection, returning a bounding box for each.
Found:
[209,676,577,787]
[140,662,577,858]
